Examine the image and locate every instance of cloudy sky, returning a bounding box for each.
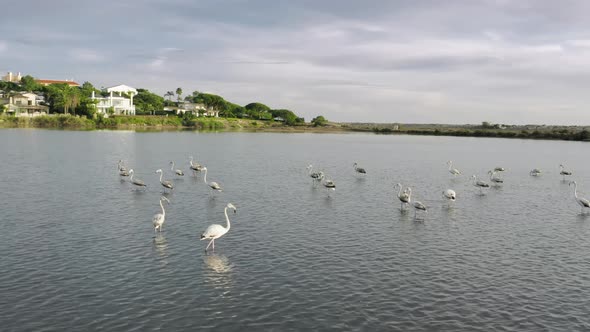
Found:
[2,0,590,124]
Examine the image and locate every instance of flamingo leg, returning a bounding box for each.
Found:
[205,239,213,250]
[212,239,215,251]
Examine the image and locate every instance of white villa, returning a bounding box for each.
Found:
[92,84,137,116]
[164,102,220,117]
[0,92,48,117]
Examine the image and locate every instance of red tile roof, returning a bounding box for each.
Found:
[35,79,80,87]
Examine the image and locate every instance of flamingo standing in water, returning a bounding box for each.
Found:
[488,170,504,185]
[129,169,147,189]
[202,167,222,192]
[442,189,456,204]
[189,156,203,174]
[570,181,590,214]
[353,163,367,174]
[413,200,427,218]
[155,169,174,192]
[471,175,490,194]
[394,183,411,210]
[170,161,184,176]
[447,161,461,176]
[530,168,542,176]
[560,164,572,180]
[201,203,237,251]
[306,165,323,184]
[152,196,170,234]
[118,160,129,177]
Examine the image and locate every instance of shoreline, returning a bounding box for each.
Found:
[1,114,589,142]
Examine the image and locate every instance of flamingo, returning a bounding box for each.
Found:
[320,173,336,191]
[189,156,203,173]
[155,169,174,192]
[471,175,490,194]
[560,164,572,180]
[413,200,427,218]
[443,189,456,203]
[353,163,367,174]
[152,196,170,233]
[494,167,506,172]
[395,183,411,210]
[201,203,237,251]
[488,170,504,185]
[530,168,542,176]
[570,181,590,214]
[306,165,323,183]
[170,161,184,176]
[118,160,129,177]
[202,167,222,192]
[447,161,461,176]
[128,169,147,188]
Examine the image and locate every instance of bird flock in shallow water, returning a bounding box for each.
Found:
[117,158,587,251]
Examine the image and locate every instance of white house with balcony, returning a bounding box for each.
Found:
[92,84,137,116]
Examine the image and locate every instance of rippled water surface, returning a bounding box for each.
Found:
[1,129,590,331]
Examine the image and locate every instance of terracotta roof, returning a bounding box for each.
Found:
[35,79,80,87]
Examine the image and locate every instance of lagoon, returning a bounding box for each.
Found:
[1,129,590,331]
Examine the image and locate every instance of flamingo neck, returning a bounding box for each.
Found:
[160,200,165,216]
[130,172,134,181]
[397,184,402,198]
[573,183,578,198]
[308,167,312,175]
[203,169,207,183]
[448,162,452,171]
[159,171,163,183]
[224,207,231,231]
[170,162,174,171]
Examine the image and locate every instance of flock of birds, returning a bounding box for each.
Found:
[117,157,589,250]
[117,158,232,251]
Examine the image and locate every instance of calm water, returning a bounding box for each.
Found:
[1,129,590,331]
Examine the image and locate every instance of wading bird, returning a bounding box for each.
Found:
[156,169,174,192]
[189,156,203,173]
[472,175,490,194]
[320,173,336,191]
[570,181,590,214]
[353,163,367,174]
[447,161,461,176]
[395,183,411,210]
[488,170,504,185]
[129,169,147,189]
[560,164,572,180]
[443,189,456,203]
[413,200,427,218]
[118,160,129,177]
[530,168,542,176]
[203,167,222,192]
[170,161,184,176]
[201,203,237,251]
[494,167,506,172]
[306,165,323,183]
[152,196,170,234]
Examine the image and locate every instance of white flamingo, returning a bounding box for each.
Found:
[471,175,490,194]
[413,200,427,218]
[560,164,572,180]
[152,196,170,233]
[128,169,147,188]
[530,168,542,176]
[353,162,367,174]
[442,189,456,203]
[189,156,203,173]
[118,160,129,177]
[494,167,506,172]
[306,165,323,183]
[155,169,174,192]
[447,161,461,176]
[320,173,336,191]
[201,203,237,251]
[395,183,411,210]
[570,181,590,214]
[170,161,184,176]
[488,170,504,185]
[202,167,222,192]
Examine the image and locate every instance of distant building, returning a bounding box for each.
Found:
[0,92,49,117]
[1,71,22,83]
[91,84,137,116]
[35,79,80,87]
[173,102,218,117]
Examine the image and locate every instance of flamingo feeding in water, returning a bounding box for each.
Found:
[155,169,174,192]
[152,196,170,233]
[530,168,542,176]
[442,189,456,203]
[413,200,427,218]
[570,181,590,214]
[488,170,504,185]
[306,165,323,183]
[201,203,237,251]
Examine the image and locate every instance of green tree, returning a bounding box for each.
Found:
[311,115,328,127]
[135,88,165,115]
[164,91,174,101]
[20,75,40,92]
[270,109,299,125]
[175,87,183,102]
[245,102,271,119]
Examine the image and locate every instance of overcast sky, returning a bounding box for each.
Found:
[2,0,590,124]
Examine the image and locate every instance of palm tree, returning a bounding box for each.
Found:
[164,91,174,101]
[176,87,182,102]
